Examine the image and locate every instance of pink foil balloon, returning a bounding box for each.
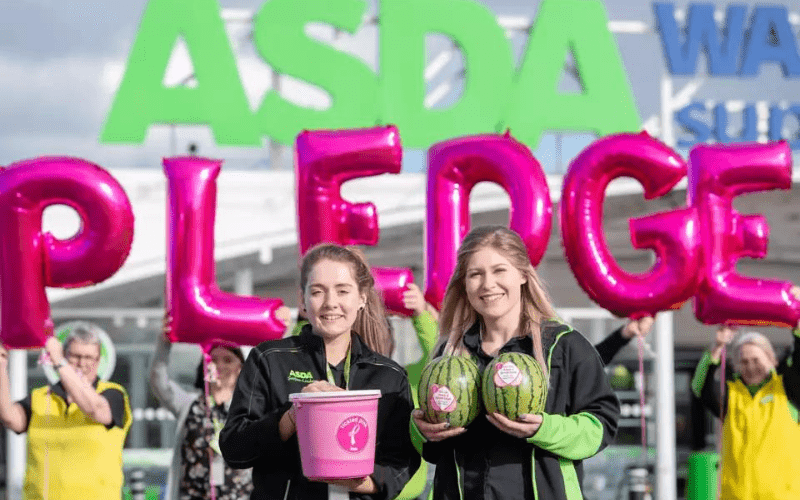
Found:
[425,133,552,309]
[374,268,415,316]
[688,142,800,327]
[296,126,402,253]
[0,157,134,349]
[560,133,702,318]
[164,157,286,350]
[296,126,415,316]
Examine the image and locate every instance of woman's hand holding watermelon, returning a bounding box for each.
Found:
[486,412,543,438]
[412,409,467,442]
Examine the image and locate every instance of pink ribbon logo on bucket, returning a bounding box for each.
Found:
[337,416,370,453]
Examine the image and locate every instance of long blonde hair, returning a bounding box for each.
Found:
[300,244,394,356]
[437,226,557,377]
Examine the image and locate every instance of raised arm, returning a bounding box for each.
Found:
[594,316,654,365]
[45,337,113,426]
[691,326,735,418]
[148,334,196,416]
[0,346,28,433]
[781,289,800,409]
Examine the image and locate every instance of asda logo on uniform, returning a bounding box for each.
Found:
[288,370,314,383]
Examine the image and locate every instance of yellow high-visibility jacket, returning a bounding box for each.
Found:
[693,340,800,500]
[23,380,132,500]
[720,374,800,500]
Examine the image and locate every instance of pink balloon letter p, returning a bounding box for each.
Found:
[0,157,134,348]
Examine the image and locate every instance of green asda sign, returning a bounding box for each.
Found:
[101,0,640,149]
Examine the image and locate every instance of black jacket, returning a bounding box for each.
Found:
[220,325,420,500]
[422,320,620,500]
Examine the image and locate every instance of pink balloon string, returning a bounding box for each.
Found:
[637,335,647,463]
[203,353,218,500]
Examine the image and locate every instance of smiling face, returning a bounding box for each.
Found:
[464,247,527,327]
[303,259,367,342]
[738,343,774,386]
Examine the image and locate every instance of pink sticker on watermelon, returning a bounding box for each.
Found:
[494,362,523,387]
[430,384,457,412]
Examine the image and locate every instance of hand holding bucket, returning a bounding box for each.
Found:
[289,390,382,481]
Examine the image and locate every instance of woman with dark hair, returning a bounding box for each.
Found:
[149,335,251,500]
[220,243,419,500]
[413,225,620,500]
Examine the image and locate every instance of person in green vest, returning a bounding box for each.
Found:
[0,322,132,500]
[691,300,800,500]
[396,283,438,500]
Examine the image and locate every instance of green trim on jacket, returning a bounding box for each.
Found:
[528,412,605,460]
[412,311,438,358]
[289,320,307,337]
[691,351,716,399]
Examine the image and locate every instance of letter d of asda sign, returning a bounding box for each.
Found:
[100,0,640,150]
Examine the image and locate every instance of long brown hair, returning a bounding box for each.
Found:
[437,226,557,377]
[300,244,394,356]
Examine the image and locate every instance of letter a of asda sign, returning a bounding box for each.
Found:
[101,0,640,149]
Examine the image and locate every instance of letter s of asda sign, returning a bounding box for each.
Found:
[100,0,640,150]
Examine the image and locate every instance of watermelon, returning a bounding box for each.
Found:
[418,356,481,427]
[482,352,547,420]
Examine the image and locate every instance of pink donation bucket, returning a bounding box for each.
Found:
[289,389,382,480]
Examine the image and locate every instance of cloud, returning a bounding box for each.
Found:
[0,0,147,63]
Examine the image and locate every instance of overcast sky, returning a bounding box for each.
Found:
[1,0,798,172]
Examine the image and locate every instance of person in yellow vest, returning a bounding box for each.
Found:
[691,297,800,500]
[0,323,132,500]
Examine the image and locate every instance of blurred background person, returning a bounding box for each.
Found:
[691,301,800,500]
[595,315,655,365]
[150,306,290,500]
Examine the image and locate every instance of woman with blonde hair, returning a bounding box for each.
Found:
[413,225,620,500]
[220,243,419,500]
[692,315,800,500]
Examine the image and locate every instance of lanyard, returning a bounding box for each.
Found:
[325,344,352,390]
[206,393,225,455]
